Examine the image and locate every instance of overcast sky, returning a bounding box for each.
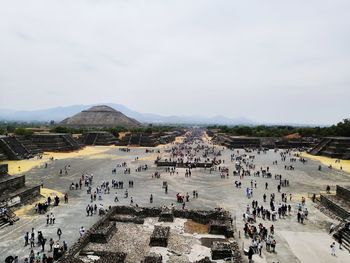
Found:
[0,0,349,125]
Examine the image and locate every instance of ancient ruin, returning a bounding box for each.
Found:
[309,137,350,160]
[60,105,141,128]
[0,164,40,228]
[58,206,240,263]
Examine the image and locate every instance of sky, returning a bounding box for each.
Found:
[0,0,349,125]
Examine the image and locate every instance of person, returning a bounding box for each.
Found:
[57,228,62,240]
[258,242,262,256]
[150,194,153,203]
[53,241,60,260]
[247,246,254,263]
[338,232,343,249]
[271,239,276,252]
[49,238,54,252]
[114,192,119,202]
[79,226,85,237]
[35,252,41,263]
[30,234,35,248]
[63,240,68,251]
[29,250,34,262]
[41,237,46,251]
[24,232,29,246]
[330,242,336,256]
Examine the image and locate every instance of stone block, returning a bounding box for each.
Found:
[149,226,170,247]
[211,241,232,260]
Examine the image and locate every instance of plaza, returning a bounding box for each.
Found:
[0,130,349,262]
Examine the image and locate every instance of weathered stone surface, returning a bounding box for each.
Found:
[158,208,174,222]
[195,257,215,263]
[80,251,126,263]
[110,214,145,224]
[149,226,170,247]
[209,219,234,238]
[60,105,141,128]
[142,252,162,263]
[211,241,232,260]
[90,222,117,243]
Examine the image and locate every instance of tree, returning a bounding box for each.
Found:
[14,128,33,137]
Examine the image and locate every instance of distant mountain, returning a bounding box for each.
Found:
[0,103,255,125]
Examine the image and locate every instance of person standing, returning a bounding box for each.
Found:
[24,232,29,246]
[330,242,336,256]
[338,232,343,249]
[49,238,54,252]
[57,228,62,240]
[247,246,254,263]
[63,240,68,252]
[41,237,46,252]
[79,226,85,237]
[30,233,35,248]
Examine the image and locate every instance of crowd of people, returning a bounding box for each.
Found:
[3,130,345,263]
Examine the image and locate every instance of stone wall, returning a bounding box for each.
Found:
[90,222,117,243]
[320,195,350,220]
[336,185,350,201]
[0,176,25,194]
[155,161,213,168]
[113,206,232,226]
[59,206,237,263]
[59,207,117,262]
[0,164,8,174]
[16,186,41,204]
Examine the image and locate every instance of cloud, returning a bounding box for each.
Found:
[0,0,349,125]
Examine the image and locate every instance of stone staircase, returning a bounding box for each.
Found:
[31,133,81,152]
[0,209,19,229]
[84,133,98,145]
[0,147,8,161]
[82,132,116,145]
[334,221,350,252]
[128,133,141,146]
[16,137,42,155]
[309,138,332,155]
[62,134,81,149]
[0,137,31,160]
